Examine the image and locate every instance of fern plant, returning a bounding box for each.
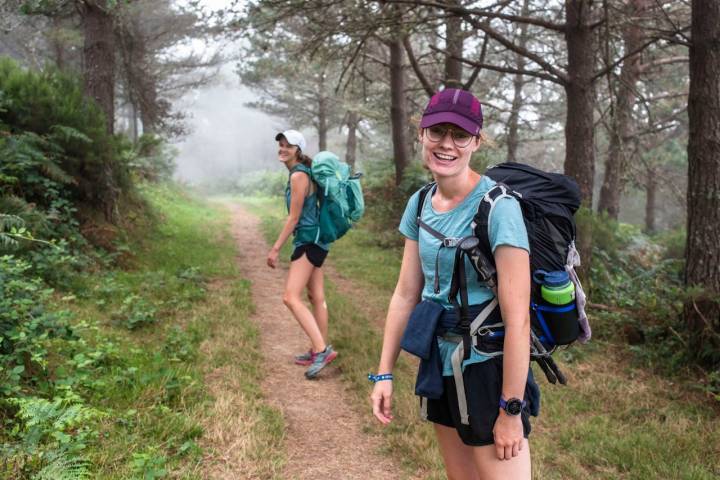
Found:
[7,397,104,479]
[0,213,26,248]
[34,452,91,480]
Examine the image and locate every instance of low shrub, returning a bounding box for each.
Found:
[361,160,430,247]
[234,169,286,197]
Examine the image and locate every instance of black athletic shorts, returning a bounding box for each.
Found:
[290,243,328,268]
[424,356,540,447]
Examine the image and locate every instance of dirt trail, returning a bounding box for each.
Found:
[226,204,407,480]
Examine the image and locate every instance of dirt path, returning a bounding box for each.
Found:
[226,204,407,480]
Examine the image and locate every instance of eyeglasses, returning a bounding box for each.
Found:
[424,126,476,148]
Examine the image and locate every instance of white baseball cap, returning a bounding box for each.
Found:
[275,129,307,152]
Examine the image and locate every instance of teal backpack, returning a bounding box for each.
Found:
[311,151,364,243]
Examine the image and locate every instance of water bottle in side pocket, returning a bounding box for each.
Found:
[532,270,580,346]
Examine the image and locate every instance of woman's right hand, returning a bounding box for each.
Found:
[266,247,279,269]
[370,380,394,425]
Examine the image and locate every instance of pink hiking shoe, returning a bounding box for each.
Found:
[294,350,316,366]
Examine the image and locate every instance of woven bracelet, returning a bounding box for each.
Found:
[368,373,393,383]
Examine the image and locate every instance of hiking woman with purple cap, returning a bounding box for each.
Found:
[267,129,337,379]
[370,89,539,479]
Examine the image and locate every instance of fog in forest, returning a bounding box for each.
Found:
[171,0,322,186]
[172,64,273,184]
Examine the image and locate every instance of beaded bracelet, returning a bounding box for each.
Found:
[367,373,393,383]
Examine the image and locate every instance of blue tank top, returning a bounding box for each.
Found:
[285,165,329,250]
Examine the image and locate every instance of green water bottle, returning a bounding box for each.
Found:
[538,270,575,305]
[533,270,579,345]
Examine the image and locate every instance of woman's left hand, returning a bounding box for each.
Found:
[492,410,524,460]
[266,248,279,268]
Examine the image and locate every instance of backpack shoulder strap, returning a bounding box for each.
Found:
[290,164,312,176]
[472,182,518,266]
[415,182,461,246]
[415,182,436,225]
[288,164,315,199]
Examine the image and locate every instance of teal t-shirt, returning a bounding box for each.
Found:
[285,166,329,251]
[399,176,529,374]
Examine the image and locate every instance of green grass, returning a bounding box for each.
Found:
[240,194,720,480]
[42,185,284,479]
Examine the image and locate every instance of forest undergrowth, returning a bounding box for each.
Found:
[241,193,720,480]
[0,185,285,479]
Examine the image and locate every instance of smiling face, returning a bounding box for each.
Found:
[277,137,299,164]
[419,123,481,179]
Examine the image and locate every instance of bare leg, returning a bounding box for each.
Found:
[283,254,326,353]
[307,266,328,342]
[472,440,531,480]
[434,424,481,480]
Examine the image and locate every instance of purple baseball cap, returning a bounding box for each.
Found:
[420,88,483,135]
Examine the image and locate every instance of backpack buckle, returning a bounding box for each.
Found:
[442,237,462,248]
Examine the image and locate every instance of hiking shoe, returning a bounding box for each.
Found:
[304,345,338,379]
[294,350,316,366]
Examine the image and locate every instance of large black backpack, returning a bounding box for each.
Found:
[416,162,591,385]
[475,162,580,275]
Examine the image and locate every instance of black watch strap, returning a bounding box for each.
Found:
[499,397,526,416]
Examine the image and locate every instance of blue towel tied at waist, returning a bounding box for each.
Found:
[401,301,494,399]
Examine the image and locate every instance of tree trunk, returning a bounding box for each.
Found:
[318,96,328,151]
[51,16,67,71]
[644,165,656,233]
[598,0,649,219]
[564,0,596,281]
[684,0,720,362]
[345,110,359,169]
[389,35,411,185]
[83,2,115,134]
[130,101,139,143]
[506,0,530,163]
[117,11,161,136]
[82,1,118,222]
[444,0,463,89]
[317,73,328,151]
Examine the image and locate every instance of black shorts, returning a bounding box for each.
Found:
[290,244,328,268]
[424,357,540,447]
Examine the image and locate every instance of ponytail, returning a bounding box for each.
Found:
[297,151,313,168]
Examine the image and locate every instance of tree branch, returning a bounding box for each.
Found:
[653,0,691,45]
[591,37,661,82]
[429,45,564,85]
[382,0,567,32]
[463,32,488,91]
[336,32,373,94]
[638,55,689,73]
[461,15,569,84]
[402,36,435,96]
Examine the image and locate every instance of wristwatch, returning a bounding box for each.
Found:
[499,397,525,416]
